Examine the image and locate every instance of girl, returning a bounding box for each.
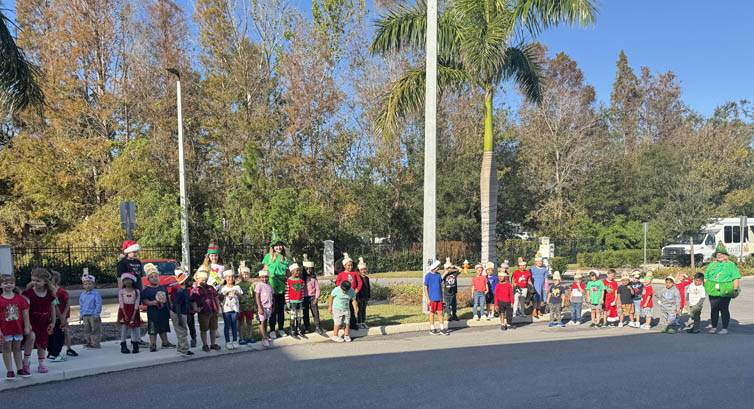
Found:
[236,261,256,345]
[201,243,225,288]
[220,270,243,349]
[22,268,57,374]
[47,271,69,362]
[117,240,143,291]
[356,258,371,329]
[1,275,32,379]
[117,273,142,354]
[302,256,323,335]
[263,233,290,338]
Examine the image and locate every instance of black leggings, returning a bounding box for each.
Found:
[303,296,320,329]
[357,298,369,323]
[48,319,66,357]
[709,296,732,329]
[269,293,286,332]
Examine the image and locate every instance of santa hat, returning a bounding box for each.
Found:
[342,253,353,265]
[207,242,220,255]
[144,263,159,276]
[122,240,140,255]
[121,273,137,283]
[358,257,367,270]
[289,263,300,272]
[238,260,250,274]
[303,254,314,268]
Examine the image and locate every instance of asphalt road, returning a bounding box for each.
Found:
[5,282,753,409]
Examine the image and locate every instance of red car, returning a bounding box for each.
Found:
[139,259,181,310]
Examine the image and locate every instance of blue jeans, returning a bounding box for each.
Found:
[570,302,582,323]
[223,311,239,342]
[473,291,486,317]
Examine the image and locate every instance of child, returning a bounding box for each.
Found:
[255,270,273,347]
[685,273,706,333]
[659,276,681,334]
[302,256,323,335]
[22,268,57,374]
[141,264,175,351]
[494,271,514,330]
[190,268,221,352]
[117,273,141,354]
[78,274,102,349]
[442,258,461,322]
[602,269,619,327]
[629,271,644,328]
[202,242,225,288]
[1,274,32,379]
[639,275,654,329]
[47,271,69,362]
[236,261,256,345]
[170,268,193,356]
[512,258,531,317]
[221,269,243,349]
[328,280,358,342]
[547,272,565,327]
[335,253,362,332]
[356,258,371,329]
[675,271,693,328]
[285,264,305,339]
[471,264,487,320]
[485,262,499,320]
[585,270,605,328]
[423,260,449,335]
[616,275,635,328]
[117,240,143,291]
[568,273,585,325]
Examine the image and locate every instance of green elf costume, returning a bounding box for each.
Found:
[704,241,741,333]
[262,232,290,336]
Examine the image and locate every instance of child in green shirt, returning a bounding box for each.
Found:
[585,271,605,328]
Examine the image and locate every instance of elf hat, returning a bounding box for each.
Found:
[174,268,188,284]
[303,254,314,268]
[207,242,220,255]
[713,241,729,256]
[258,269,269,277]
[342,253,353,265]
[485,262,495,270]
[289,263,300,272]
[121,273,137,283]
[269,231,285,247]
[122,240,140,255]
[238,260,251,274]
[642,274,653,283]
[444,257,453,269]
[553,272,561,281]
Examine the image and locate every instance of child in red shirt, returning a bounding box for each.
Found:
[494,271,514,330]
[512,258,531,317]
[285,264,305,338]
[602,269,619,326]
[640,275,654,329]
[335,254,362,331]
[471,264,488,320]
[47,271,70,362]
[1,275,32,380]
[22,268,57,374]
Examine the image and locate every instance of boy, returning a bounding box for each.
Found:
[494,271,514,330]
[659,276,681,334]
[190,268,222,352]
[485,262,498,320]
[616,275,634,328]
[639,275,654,329]
[547,272,565,327]
[602,269,619,327]
[78,274,102,349]
[442,258,461,322]
[471,264,487,320]
[512,258,531,317]
[328,280,358,342]
[141,264,175,351]
[356,258,371,329]
[675,272,693,328]
[424,260,449,335]
[629,271,644,328]
[236,261,256,345]
[586,271,605,327]
[285,264,305,338]
[568,273,585,325]
[255,270,273,347]
[685,273,706,333]
[170,268,194,356]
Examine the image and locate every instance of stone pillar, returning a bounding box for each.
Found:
[324,240,334,276]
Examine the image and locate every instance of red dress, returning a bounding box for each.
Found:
[117,289,142,328]
[22,288,56,349]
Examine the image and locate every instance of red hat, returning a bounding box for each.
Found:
[123,240,141,254]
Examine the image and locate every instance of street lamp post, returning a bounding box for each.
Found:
[167,68,191,272]
[422,0,438,314]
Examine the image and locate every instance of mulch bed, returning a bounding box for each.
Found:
[67,322,146,345]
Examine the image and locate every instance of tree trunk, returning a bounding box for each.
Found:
[480,90,497,264]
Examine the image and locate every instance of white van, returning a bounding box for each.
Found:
[660,218,754,266]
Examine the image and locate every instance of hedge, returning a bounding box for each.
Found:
[577,249,661,268]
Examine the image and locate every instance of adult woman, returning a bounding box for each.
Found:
[529,257,549,318]
[704,242,741,334]
[263,233,290,338]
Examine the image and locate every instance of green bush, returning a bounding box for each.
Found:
[388,284,423,305]
[577,249,661,268]
[497,239,539,265]
[370,283,390,301]
[549,257,568,274]
[318,282,335,304]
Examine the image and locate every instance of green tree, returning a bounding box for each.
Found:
[369,0,597,263]
[0,9,43,115]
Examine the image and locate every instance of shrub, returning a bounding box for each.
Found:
[455,290,473,308]
[577,249,661,268]
[497,239,539,265]
[388,284,423,305]
[318,282,335,304]
[549,257,568,274]
[370,283,389,301]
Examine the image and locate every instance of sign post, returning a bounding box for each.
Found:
[120,201,136,240]
[642,222,648,268]
[740,216,747,261]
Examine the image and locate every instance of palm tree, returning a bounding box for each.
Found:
[370,0,596,264]
[1,9,43,115]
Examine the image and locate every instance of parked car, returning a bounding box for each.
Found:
[139,259,180,310]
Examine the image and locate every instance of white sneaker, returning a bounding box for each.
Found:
[269,332,277,339]
[574,321,581,325]
[331,335,344,343]
[474,315,479,321]
[344,335,352,342]
[233,342,240,349]
[225,342,233,350]
[486,314,491,321]
[277,330,287,338]
[618,322,624,328]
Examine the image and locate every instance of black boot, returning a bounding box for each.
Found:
[290,320,299,338]
[121,342,130,354]
[297,319,306,338]
[131,341,140,354]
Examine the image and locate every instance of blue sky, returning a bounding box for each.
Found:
[5,0,753,116]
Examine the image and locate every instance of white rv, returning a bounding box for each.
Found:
[660,218,754,266]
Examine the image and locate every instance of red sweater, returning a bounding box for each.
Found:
[285,278,304,304]
[494,282,514,303]
[676,278,693,309]
[335,271,362,293]
[513,270,531,289]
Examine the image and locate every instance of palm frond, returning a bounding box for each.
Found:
[0,10,44,115]
[500,43,543,103]
[369,0,428,56]
[505,0,598,37]
[375,64,472,140]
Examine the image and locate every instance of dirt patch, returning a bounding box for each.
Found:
[67,322,146,345]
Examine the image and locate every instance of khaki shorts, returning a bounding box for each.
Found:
[590,304,602,311]
[621,304,634,314]
[198,313,219,332]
